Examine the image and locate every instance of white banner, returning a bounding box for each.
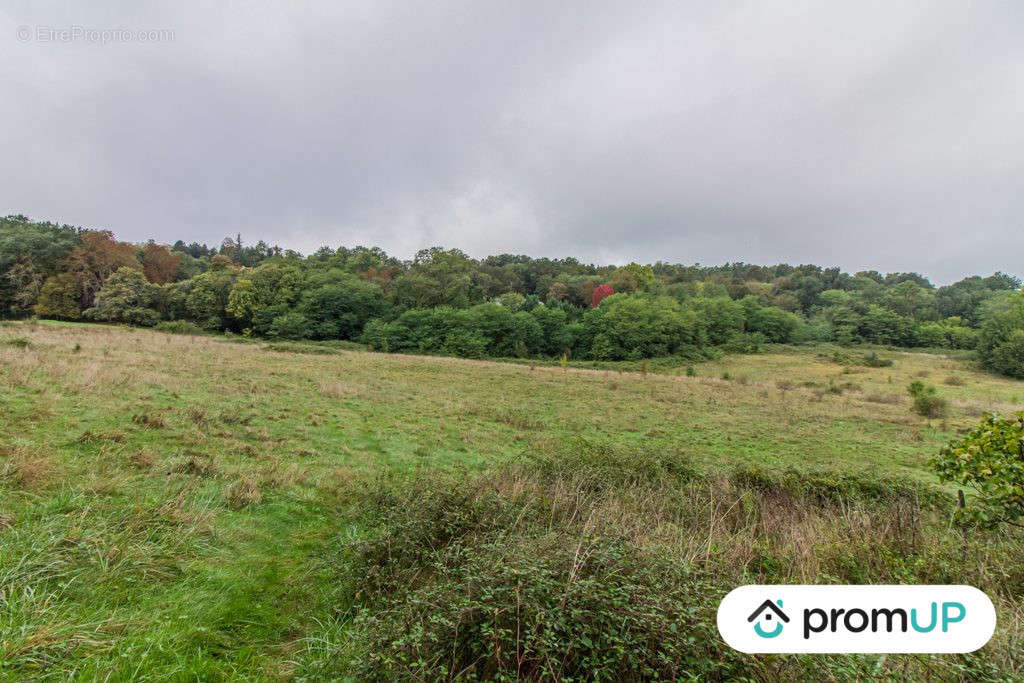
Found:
[717,585,996,653]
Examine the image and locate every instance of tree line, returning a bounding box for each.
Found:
[2,214,1022,376]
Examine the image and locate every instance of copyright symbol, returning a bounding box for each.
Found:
[17,26,31,42]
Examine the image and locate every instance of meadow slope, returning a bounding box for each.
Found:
[1,321,1023,679]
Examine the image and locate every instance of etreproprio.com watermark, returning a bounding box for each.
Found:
[16,25,175,44]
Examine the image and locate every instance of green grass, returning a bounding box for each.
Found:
[1,321,1023,679]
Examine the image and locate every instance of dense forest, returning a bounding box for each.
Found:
[2,214,1022,377]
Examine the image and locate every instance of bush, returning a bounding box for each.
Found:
[986,330,1024,379]
[441,327,488,358]
[721,331,766,354]
[316,446,998,681]
[742,297,801,343]
[267,311,311,340]
[339,453,740,681]
[352,536,732,681]
[907,380,948,418]
[687,296,744,345]
[946,325,979,350]
[914,322,949,348]
[528,305,573,356]
[862,351,894,367]
[583,294,701,360]
[932,412,1024,528]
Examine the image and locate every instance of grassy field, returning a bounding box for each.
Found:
[2,321,1023,679]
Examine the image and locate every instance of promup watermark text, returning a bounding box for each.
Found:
[718,585,995,653]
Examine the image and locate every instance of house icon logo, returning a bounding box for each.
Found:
[748,599,789,638]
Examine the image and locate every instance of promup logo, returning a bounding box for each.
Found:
[748,599,789,638]
[718,585,996,653]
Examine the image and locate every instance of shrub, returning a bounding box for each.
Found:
[321,446,981,681]
[986,330,1024,379]
[914,322,949,348]
[688,296,744,345]
[907,380,948,418]
[267,311,311,340]
[862,351,893,368]
[742,297,801,343]
[932,412,1024,528]
[361,307,460,354]
[583,294,701,360]
[352,537,733,681]
[858,305,916,346]
[441,327,488,358]
[721,331,766,354]
[340,455,740,681]
[946,325,979,350]
[527,305,572,356]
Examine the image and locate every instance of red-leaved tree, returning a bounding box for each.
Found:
[591,283,614,308]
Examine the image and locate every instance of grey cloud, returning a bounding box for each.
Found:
[1,0,1021,283]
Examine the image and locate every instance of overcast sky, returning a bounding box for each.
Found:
[2,1,1021,283]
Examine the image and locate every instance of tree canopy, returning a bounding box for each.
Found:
[3,214,1021,375]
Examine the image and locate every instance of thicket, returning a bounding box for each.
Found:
[3,215,1022,371]
[305,442,1021,680]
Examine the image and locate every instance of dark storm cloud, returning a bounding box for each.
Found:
[1,1,1021,282]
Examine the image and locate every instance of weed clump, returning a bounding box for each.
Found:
[265,341,339,355]
[2,336,31,349]
[171,455,216,477]
[0,448,56,489]
[132,411,167,429]
[130,449,156,468]
[525,439,695,491]
[76,429,127,444]
[225,477,262,509]
[154,320,205,335]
